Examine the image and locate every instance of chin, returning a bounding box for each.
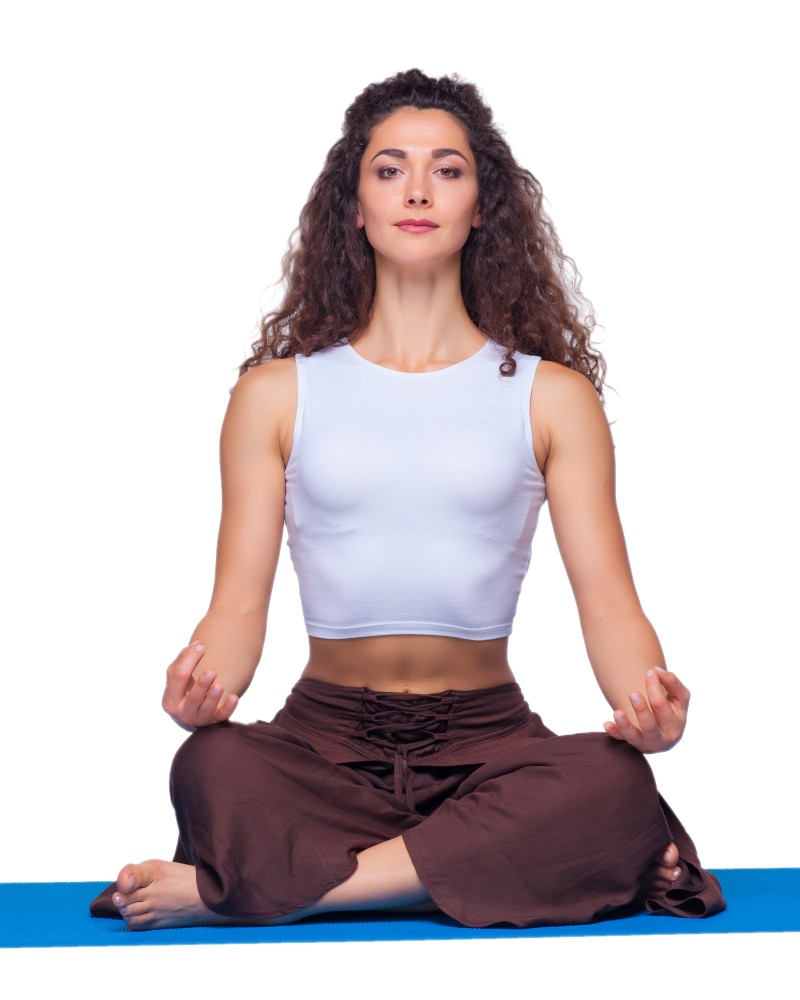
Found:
[372,239,467,268]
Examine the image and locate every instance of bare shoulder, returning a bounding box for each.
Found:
[531,360,609,471]
[533,358,600,403]
[225,357,298,465]
[230,356,296,397]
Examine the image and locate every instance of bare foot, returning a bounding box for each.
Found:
[111,846,679,930]
[644,841,682,897]
[112,859,249,930]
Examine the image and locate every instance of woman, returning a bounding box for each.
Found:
[90,68,725,930]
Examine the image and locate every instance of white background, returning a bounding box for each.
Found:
[1,0,796,991]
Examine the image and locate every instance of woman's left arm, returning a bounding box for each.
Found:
[533,361,690,754]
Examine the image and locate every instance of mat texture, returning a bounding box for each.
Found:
[1,869,796,948]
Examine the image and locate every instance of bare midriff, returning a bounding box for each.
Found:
[300,634,517,694]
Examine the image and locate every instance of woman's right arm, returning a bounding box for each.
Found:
[162,360,294,730]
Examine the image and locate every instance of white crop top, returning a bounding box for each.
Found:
[283,336,547,640]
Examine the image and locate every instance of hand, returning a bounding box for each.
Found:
[162,640,239,732]
[602,666,690,753]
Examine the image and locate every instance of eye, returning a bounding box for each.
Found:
[377,166,400,179]
[437,166,462,179]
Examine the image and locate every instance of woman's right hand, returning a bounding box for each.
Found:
[162,640,239,732]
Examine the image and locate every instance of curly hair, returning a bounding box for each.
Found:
[238,67,606,398]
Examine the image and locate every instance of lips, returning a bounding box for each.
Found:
[395,218,439,233]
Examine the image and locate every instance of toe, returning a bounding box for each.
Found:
[659,841,679,866]
[653,864,681,886]
[116,863,139,894]
[116,859,160,894]
[646,842,682,892]
[120,900,150,925]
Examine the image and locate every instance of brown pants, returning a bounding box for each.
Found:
[90,678,726,928]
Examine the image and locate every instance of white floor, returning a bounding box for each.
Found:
[1,934,796,999]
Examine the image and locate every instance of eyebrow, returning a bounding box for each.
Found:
[369,147,470,165]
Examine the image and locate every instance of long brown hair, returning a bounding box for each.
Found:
[239,68,606,398]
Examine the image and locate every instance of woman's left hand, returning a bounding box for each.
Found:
[603,666,690,753]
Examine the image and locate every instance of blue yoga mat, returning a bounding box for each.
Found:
[1,869,796,948]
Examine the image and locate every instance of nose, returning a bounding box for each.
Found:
[404,172,431,207]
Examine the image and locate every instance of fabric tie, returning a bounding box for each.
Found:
[357,692,456,809]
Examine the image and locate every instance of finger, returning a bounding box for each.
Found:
[163,642,205,705]
[646,670,684,737]
[654,666,691,705]
[646,669,674,721]
[185,670,218,716]
[162,667,194,715]
[602,720,625,740]
[166,640,205,676]
[214,693,239,723]
[627,690,660,741]
[611,709,645,750]
[198,681,227,724]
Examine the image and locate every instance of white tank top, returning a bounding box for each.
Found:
[283,336,547,640]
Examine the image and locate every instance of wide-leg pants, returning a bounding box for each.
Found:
[89,677,726,928]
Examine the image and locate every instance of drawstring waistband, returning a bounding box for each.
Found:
[356,691,456,809]
[274,677,541,810]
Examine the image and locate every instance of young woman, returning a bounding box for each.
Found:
[90,68,725,930]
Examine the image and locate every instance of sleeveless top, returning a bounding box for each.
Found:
[283,336,547,640]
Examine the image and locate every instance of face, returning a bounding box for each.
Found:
[355,107,481,266]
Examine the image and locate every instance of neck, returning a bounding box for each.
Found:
[357,253,482,365]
